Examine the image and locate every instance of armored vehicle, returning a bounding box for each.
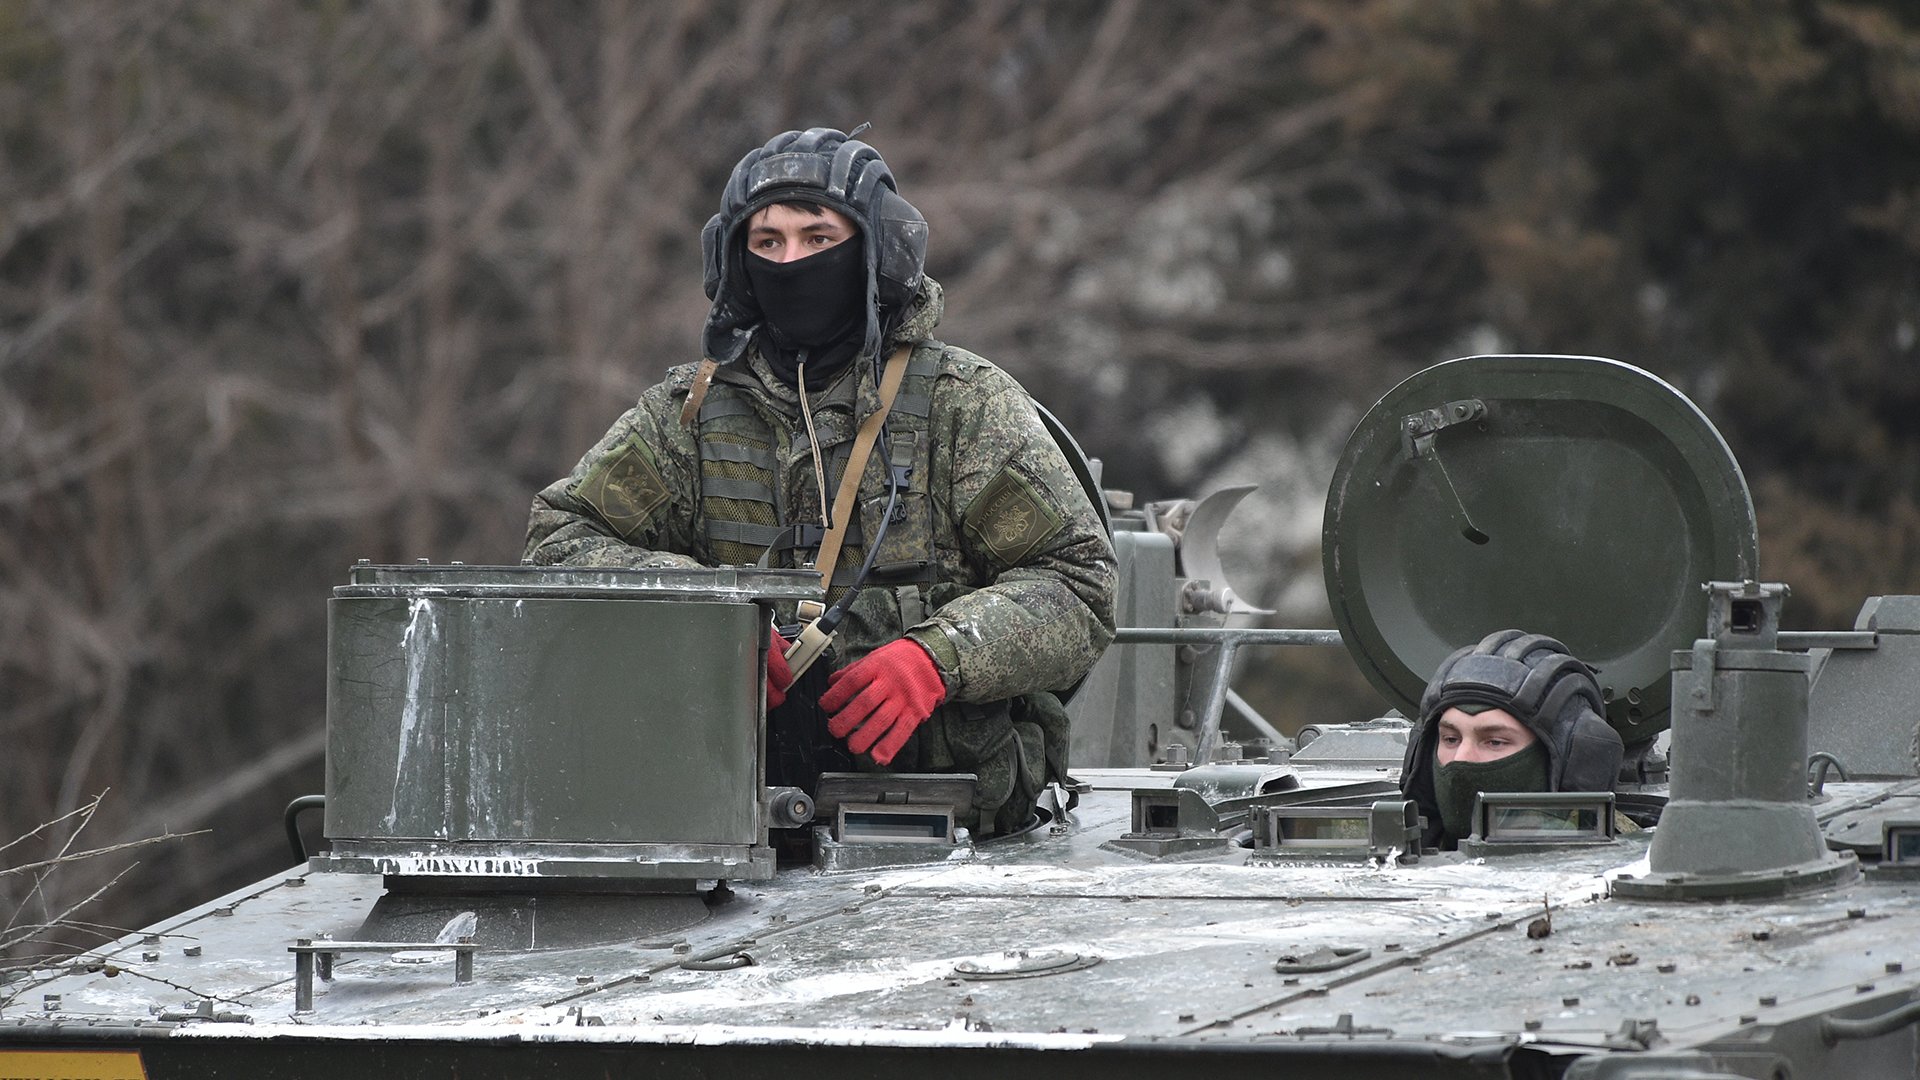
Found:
[5,356,1920,1079]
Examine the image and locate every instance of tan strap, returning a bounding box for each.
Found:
[809,344,913,606]
[678,358,720,428]
[785,346,913,675]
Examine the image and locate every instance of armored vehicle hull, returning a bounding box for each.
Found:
[7,357,1920,1079]
[6,770,1920,1078]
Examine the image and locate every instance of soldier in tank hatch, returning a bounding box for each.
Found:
[1399,631,1625,849]
[525,127,1117,837]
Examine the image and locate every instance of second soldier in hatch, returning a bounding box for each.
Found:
[1399,631,1626,849]
[525,128,1117,837]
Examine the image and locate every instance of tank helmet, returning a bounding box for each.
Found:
[1400,630,1625,841]
[701,127,929,366]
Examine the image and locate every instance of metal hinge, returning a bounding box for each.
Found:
[1401,398,1487,459]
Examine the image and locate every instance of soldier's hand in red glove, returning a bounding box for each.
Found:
[820,638,947,766]
[765,633,795,710]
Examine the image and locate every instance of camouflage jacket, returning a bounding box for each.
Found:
[524,278,1117,709]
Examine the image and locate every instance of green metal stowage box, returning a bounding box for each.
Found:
[317,564,820,882]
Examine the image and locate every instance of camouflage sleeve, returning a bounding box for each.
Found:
[905,358,1117,703]
[523,369,707,569]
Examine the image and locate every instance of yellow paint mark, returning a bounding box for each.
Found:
[0,1049,147,1080]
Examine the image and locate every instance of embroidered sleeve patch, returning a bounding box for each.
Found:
[574,437,671,539]
[965,467,1065,565]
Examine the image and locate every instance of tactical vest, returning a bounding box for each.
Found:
[692,344,941,625]
[686,343,1062,837]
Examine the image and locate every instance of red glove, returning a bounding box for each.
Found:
[765,636,794,710]
[820,639,947,766]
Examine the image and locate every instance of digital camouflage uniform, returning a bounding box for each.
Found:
[526,277,1117,834]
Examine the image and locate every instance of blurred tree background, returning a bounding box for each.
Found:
[3,0,1917,952]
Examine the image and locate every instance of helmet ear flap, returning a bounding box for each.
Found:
[701,214,726,302]
[871,186,928,310]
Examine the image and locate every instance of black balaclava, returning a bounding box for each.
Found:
[742,230,866,390]
[1432,740,1549,840]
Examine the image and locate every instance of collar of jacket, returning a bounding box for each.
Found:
[714,275,944,418]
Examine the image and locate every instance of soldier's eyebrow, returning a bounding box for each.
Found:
[748,220,848,239]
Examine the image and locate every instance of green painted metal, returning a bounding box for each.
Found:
[1807,595,1920,779]
[1066,529,1179,767]
[1616,581,1860,899]
[321,566,816,881]
[1323,355,1758,742]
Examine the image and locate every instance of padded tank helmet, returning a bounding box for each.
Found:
[701,128,929,366]
[1400,630,1625,845]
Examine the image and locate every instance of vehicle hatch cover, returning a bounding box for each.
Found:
[1323,355,1758,742]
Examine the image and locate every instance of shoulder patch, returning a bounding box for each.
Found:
[964,467,1065,565]
[574,437,671,539]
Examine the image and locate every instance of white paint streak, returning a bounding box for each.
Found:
[387,599,437,830]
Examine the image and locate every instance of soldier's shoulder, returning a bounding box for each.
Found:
[660,362,707,395]
[633,362,709,416]
[922,342,1027,398]
[620,363,710,443]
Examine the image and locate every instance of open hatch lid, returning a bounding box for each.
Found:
[1322,355,1758,742]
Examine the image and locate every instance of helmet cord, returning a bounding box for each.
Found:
[795,353,832,530]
